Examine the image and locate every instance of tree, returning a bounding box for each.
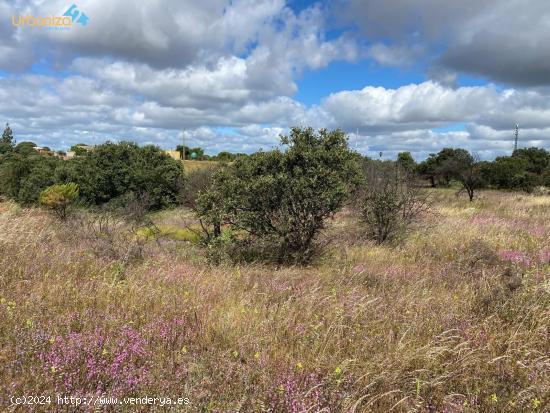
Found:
[60,141,185,209]
[1,123,14,146]
[417,148,473,187]
[396,152,416,173]
[0,153,60,204]
[440,151,485,201]
[39,183,79,220]
[0,123,15,154]
[543,166,550,188]
[433,148,472,186]
[512,147,550,175]
[197,127,360,264]
[69,144,92,156]
[15,141,38,156]
[417,154,438,187]
[484,156,532,191]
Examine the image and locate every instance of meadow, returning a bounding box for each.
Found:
[0,189,548,412]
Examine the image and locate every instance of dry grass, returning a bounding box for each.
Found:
[183,160,221,172]
[0,190,548,412]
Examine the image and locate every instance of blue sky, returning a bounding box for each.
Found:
[1,0,550,160]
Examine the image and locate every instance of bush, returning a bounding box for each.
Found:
[197,127,360,264]
[359,163,431,244]
[59,141,185,209]
[39,183,79,220]
[0,153,61,204]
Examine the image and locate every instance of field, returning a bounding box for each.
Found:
[0,190,548,412]
[183,160,221,172]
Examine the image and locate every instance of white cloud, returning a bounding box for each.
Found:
[0,0,549,160]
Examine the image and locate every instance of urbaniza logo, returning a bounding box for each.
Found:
[12,4,89,30]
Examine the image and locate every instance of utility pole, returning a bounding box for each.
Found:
[182,131,185,161]
[514,124,519,152]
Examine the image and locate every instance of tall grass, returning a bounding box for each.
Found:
[0,190,548,412]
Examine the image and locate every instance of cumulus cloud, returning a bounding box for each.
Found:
[336,0,550,86]
[1,0,549,160]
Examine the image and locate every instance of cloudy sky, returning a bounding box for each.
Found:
[1,0,550,159]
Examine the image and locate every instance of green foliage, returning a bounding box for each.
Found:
[39,183,79,220]
[69,144,92,156]
[210,151,249,162]
[543,166,550,187]
[15,141,37,156]
[0,153,61,204]
[416,153,439,187]
[512,147,550,175]
[483,156,536,191]
[1,123,14,146]
[437,150,485,201]
[0,123,15,154]
[415,147,549,194]
[60,141,185,209]
[197,127,360,264]
[417,148,474,187]
[396,151,416,172]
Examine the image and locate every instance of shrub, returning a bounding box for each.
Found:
[438,151,486,201]
[0,153,61,204]
[39,183,79,220]
[359,163,431,244]
[197,127,360,264]
[59,141,185,209]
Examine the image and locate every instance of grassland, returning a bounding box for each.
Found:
[183,160,221,172]
[0,190,548,412]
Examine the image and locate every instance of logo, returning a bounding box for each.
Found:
[63,4,89,26]
[11,4,89,30]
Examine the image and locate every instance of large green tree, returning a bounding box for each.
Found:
[396,151,416,173]
[512,147,550,175]
[197,127,360,264]
[0,153,60,204]
[59,141,185,209]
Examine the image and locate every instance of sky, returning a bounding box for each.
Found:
[1,0,550,160]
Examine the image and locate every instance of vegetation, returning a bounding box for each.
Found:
[417,146,550,194]
[59,141,185,209]
[182,167,216,210]
[1,122,14,149]
[197,127,360,264]
[0,123,549,411]
[1,189,548,411]
[39,183,79,220]
[359,162,431,243]
[0,140,185,210]
[0,152,60,205]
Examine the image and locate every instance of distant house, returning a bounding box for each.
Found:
[165,150,181,160]
[63,144,94,160]
[33,146,52,155]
